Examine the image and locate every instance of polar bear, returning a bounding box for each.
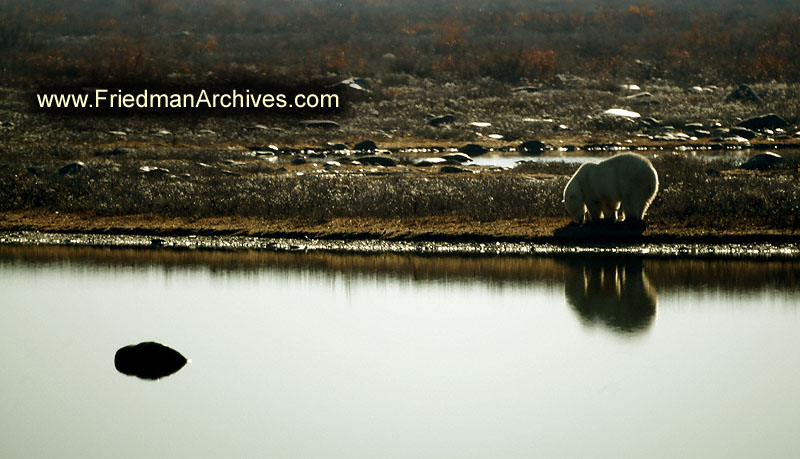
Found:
[563,153,658,223]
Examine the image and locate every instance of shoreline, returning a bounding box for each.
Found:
[2,212,799,260]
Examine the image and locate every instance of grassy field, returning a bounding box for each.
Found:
[2,1,799,243]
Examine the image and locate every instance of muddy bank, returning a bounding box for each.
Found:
[2,229,799,260]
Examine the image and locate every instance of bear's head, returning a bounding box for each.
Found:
[563,181,586,223]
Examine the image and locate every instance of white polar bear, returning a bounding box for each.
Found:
[563,153,658,223]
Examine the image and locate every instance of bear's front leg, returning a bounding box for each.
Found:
[586,200,603,221]
[601,200,620,221]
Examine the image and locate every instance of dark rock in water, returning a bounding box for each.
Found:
[299,120,339,129]
[740,152,783,171]
[738,113,789,131]
[428,114,456,127]
[729,127,757,140]
[518,140,546,155]
[354,140,378,151]
[308,151,326,159]
[441,152,473,163]
[115,342,187,380]
[358,156,396,167]
[440,165,469,173]
[458,144,488,155]
[58,162,86,175]
[726,84,761,102]
[512,86,539,93]
[291,156,307,165]
[328,143,348,150]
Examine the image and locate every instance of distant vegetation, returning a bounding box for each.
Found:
[2,0,799,86]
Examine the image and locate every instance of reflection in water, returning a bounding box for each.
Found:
[564,258,657,334]
[114,342,188,380]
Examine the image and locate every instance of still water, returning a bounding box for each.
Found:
[2,246,800,458]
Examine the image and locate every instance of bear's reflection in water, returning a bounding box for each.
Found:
[564,258,657,334]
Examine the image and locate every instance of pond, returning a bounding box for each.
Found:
[2,245,800,458]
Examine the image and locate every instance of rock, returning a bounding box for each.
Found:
[327,77,371,91]
[740,152,783,171]
[726,84,761,102]
[139,166,170,174]
[468,121,492,127]
[440,165,469,173]
[415,158,448,167]
[291,157,307,165]
[624,92,659,105]
[95,147,130,156]
[428,114,456,127]
[638,117,661,127]
[441,152,473,163]
[601,108,641,119]
[512,86,539,93]
[358,156,396,167]
[518,140,546,155]
[458,144,488,155]
[299,120,339,129]
[738,114,789,131]
[308,151,326,159]
[114,342,187,380]
[354,140,378,151]
[729,127,757,140]
[58,162,86,175]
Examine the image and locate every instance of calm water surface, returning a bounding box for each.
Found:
[2,246,799,458]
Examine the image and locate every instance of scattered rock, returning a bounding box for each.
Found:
[729,127,757,140]
[441,152,473,163]
[601,108,641,119]
[327,77,371,91]
[415,158,448,167]
[95,147,130,156]
[428,114,456,127]
[638,117,661,127]
[740,152,783,171]
[726,84,761,102]
[299,120,340,129]
[354,140,378,151]
[139,166,170,174]
[58,162,86,175]
[440,165,469,173]
[738,113,789,131]
[114,342,187,380]
[358,156,396,167]
[624,92,659,105]
[518,140,546,155]
[458,144,488,155]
